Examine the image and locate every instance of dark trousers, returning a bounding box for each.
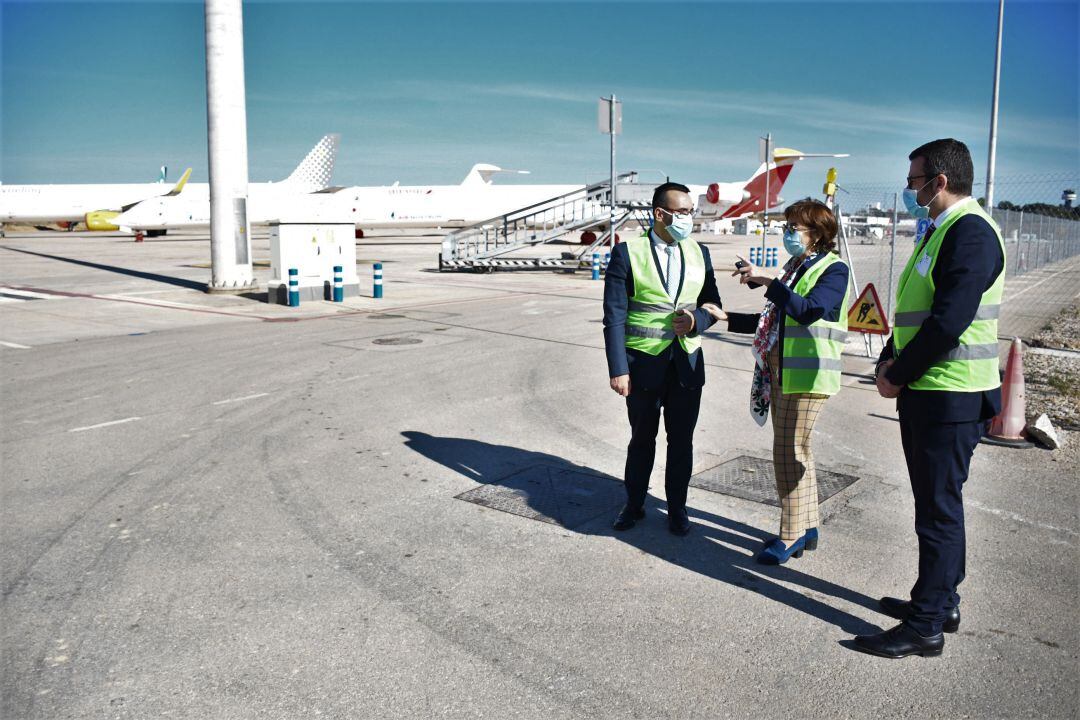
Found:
[623,364,702,512]
[899,414,984,636]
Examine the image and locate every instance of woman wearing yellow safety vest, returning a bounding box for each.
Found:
[703,199,850,565]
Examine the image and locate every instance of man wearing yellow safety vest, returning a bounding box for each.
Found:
[854,139,1005,660]
[602,182,723,536]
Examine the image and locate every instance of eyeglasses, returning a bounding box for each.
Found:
[905,174,939,189]
[657,207,693,221]
[782,223,807,234]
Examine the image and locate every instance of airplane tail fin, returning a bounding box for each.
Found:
[721,148,849,218]
[158,165,167,183]
[282,134,339,191]
[460,163,531,186]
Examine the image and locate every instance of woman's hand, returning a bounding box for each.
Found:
[732,254,775,287]
[701,303,727,322]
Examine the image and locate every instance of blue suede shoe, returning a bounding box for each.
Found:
[756,535,806,565]
[803,527,819,551]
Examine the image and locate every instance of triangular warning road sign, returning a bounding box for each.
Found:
[848,283,890,335]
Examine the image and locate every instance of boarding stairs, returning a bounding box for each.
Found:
[438,175,658,272]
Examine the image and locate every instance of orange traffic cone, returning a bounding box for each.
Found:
[983,337,1031,448]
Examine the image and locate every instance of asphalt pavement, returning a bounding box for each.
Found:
[1,231,1076,719]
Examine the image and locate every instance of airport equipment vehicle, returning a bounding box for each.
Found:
[437,149,847,271]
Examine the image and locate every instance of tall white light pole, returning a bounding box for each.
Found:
[985,0,1004,210]
[205,0,255,293]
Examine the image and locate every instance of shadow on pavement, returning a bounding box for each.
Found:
[403,430,882,635]
[1,246,207,291]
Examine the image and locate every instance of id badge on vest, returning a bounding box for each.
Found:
[915,251,932,277]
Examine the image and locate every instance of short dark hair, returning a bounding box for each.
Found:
[652,182,692,209]
[784,198,838,254]
[909,138,974,196]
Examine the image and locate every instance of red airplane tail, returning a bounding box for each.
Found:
[720,162,795,219]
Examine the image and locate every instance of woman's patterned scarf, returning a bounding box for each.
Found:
[749,256,802,426]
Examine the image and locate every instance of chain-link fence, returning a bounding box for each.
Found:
[833,173,1080,341]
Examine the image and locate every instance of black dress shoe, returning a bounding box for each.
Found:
[853,623,944,659]
[879,596,961,633]
[668,507,691,536]
[613,505,645,531]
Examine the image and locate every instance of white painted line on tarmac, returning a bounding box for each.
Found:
[0,287,57,300]
[69,416,142,433]
[1007,259,1080,300]
[967,498,1079,538]
[212,392,270,406]
[0,340,31,349]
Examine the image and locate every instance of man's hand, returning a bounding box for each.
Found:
[673,308,695,337]
[610,374,631,397]
[701,303,727,322]
[876,359,902,399]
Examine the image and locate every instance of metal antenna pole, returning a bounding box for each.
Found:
[985,0,1004,209]
[761,132,771,257]
[610,94,616,241]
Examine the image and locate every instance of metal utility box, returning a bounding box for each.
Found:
[268,221,359,304]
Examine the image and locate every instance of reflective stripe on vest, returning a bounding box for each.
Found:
[893,198,1005,392]
[780,253,850,396]
[624,234,706,356]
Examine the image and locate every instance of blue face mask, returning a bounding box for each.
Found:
[902,178,939,219]
[658,209,694,242]
[783,228,806,257]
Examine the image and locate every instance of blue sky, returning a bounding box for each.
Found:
[3,1,1077,206]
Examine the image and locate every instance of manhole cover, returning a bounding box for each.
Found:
[456,465,623,529]
[368,314,405,320]
[690,455,858,507]
[372,337,422,346]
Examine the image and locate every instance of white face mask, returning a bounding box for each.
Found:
[658,208,694,241]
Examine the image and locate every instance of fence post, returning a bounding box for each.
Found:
[887,192,898,320]
[1017,211,1025,274]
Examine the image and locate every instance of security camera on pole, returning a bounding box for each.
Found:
[204,0,256,293]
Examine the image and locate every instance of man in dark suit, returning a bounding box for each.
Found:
[602,182,723,535]
[854,139,1006,659]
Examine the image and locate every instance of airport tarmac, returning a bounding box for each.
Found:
[1,230,1077,719]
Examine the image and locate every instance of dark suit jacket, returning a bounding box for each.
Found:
[725,252,850,384]
[602,238,723,390]
[877,212,1005,423]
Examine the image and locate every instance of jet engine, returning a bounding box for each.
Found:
[85,211,121,231]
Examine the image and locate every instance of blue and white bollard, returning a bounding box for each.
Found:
[767,247,777,268]
[603,252,610,270]
[287,268,299,307]
[373,262,383,299]
[332,265,343,302]
[592,252,600,280]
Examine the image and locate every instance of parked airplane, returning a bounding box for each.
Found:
[2,135,339,235]
[689,148,850,221]
[114,161,575,235]
[111,146,845,236]
[1,167,192,233]
[332,149,848,235]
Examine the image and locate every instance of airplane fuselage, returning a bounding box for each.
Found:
[0,183,170,223]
